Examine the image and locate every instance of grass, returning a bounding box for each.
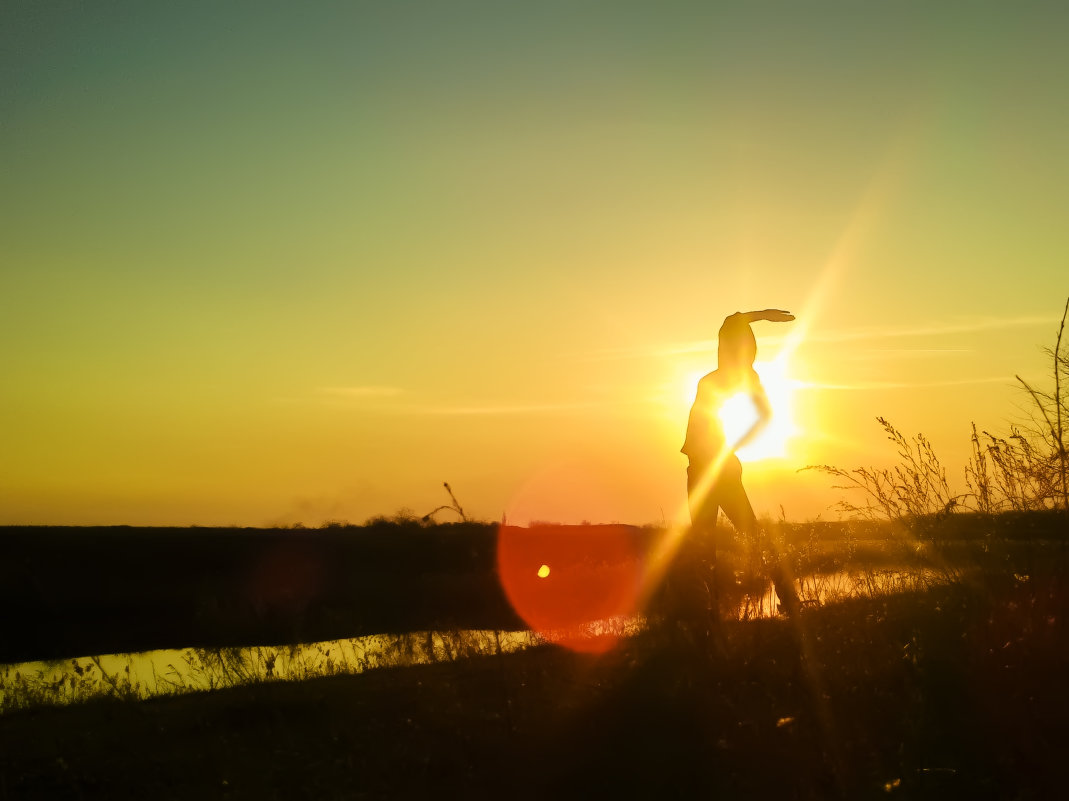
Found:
[0,516,1061,710]
[2,557,1066,799]
[0,529,1065,798]
[805,297,1069,520]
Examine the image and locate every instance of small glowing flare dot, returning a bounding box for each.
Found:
[497,524,641,653]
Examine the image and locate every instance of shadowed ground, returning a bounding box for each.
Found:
[3,574,1067,799]
[4,515,1064,663]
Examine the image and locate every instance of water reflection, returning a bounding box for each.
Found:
[725,566,956,620]
[0,629,541,712]
[0,566,956,714]
[0,619,639,713]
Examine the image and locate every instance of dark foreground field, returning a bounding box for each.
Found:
[2,518,1068,799]
[3,582,1068,799]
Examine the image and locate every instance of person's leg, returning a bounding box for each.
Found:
[686,463,719,545]
[708,455,755,535]
[684,463,720,620]
[715,463,800,615]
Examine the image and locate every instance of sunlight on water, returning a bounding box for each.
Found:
[731,566,956,620]
[797,567,953,605]
[0,629,538,713]
[0,567,958,713]
[1,618,638,713]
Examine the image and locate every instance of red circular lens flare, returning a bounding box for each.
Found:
[496,524,642,653]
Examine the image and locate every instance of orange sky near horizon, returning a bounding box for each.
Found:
[2,2,1067,527]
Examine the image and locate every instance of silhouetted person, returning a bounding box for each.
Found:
[682,309,799,615]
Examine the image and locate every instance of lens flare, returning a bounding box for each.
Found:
[496,524,642,653]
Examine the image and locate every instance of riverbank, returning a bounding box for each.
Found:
[3,573,1066,799]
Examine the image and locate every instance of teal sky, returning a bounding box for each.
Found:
[2,2,1067,525]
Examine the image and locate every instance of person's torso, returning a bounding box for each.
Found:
[681,368,759,462]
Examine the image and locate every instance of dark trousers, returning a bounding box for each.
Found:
[687,455,756,541]
[686,456,799,615]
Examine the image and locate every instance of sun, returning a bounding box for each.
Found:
[718,392,761,451]
[674,354,803,464]
[685,357,799,463]
[735,357,799,462]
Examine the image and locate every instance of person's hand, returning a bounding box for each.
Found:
[743,309,795,323]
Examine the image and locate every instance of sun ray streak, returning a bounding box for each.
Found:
[780,127,918,368]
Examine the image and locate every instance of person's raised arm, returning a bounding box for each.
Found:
[739,309,795,324]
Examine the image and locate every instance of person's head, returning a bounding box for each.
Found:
[718,313,757,370]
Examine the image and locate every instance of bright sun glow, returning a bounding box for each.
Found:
[718,392,760,450]
[680,357,801,463]
[738,358,799,462]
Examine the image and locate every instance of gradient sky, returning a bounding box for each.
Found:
[3,1,1067,526]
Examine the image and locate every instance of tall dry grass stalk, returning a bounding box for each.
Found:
[1013,297,1069,511]
[803,417,961,522]
[809,297,1069,520]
